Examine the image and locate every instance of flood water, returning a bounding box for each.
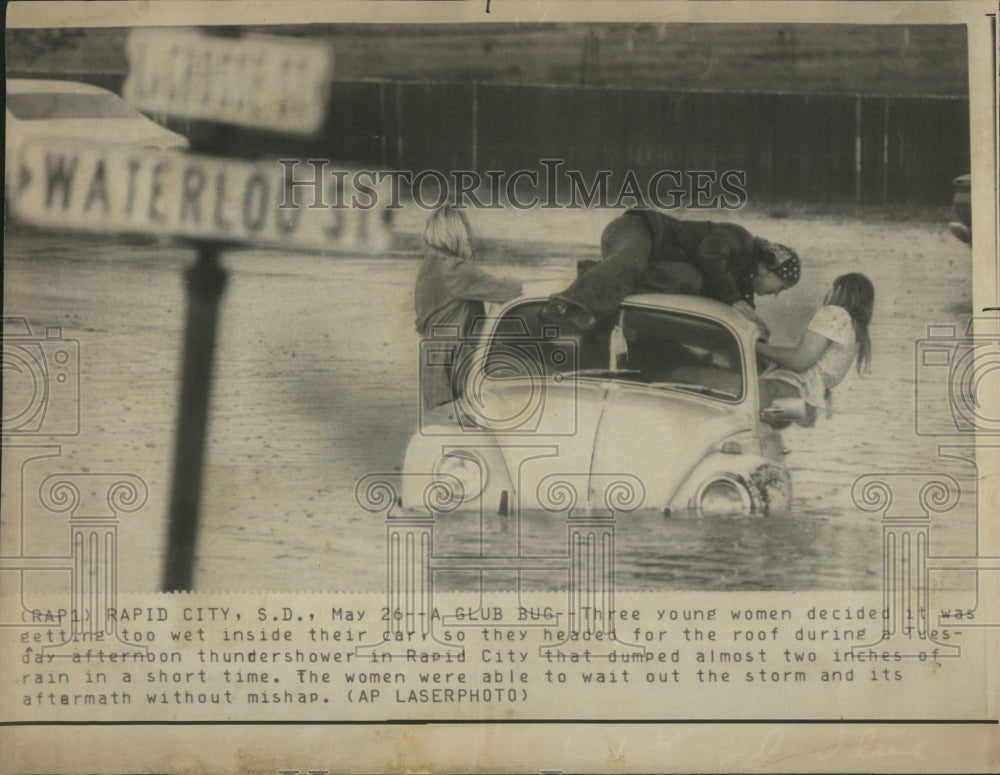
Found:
[2,208,979,592]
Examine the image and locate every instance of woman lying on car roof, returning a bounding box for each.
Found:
[539,210,801,334]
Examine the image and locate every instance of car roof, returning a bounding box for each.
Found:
[503,293,761,342]
[6,79,117,96]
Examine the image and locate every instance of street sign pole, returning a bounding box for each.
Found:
[162,242,228,591]
[9,29,349,592]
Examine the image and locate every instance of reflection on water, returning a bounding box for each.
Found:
[398,507,883,592]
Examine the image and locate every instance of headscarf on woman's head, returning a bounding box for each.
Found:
[756,238,801,288]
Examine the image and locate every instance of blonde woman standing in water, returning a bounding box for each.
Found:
[414,205,522,409]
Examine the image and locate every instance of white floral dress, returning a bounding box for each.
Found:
[762,304,858,422]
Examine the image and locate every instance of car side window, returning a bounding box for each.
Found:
[483,302,744,401]
[619,308,744,399]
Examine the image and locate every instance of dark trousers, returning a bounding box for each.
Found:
[556,214,703,323]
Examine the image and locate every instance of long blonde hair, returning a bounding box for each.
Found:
[423,205,475,260]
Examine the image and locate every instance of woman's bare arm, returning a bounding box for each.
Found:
[756,329,830,372]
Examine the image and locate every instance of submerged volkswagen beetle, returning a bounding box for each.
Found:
[403,293,793,517]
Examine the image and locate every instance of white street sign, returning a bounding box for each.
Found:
[10,139,392,253]
[124,28,332,134]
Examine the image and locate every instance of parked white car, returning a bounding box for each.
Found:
[5,78,189,192]
[403,293,793,518]
[948,173,971,245]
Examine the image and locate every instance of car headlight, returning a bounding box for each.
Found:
[695,477,751,517]
[434,451,487,502]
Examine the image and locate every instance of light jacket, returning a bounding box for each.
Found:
[414,247,522,408]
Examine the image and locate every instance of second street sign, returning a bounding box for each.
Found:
[10,139,392,253]
[124,28,333,134]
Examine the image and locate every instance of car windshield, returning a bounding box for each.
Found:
[480,300,745,401]
[6,92,141,120]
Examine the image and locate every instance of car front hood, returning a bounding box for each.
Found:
[476,379,749,511]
